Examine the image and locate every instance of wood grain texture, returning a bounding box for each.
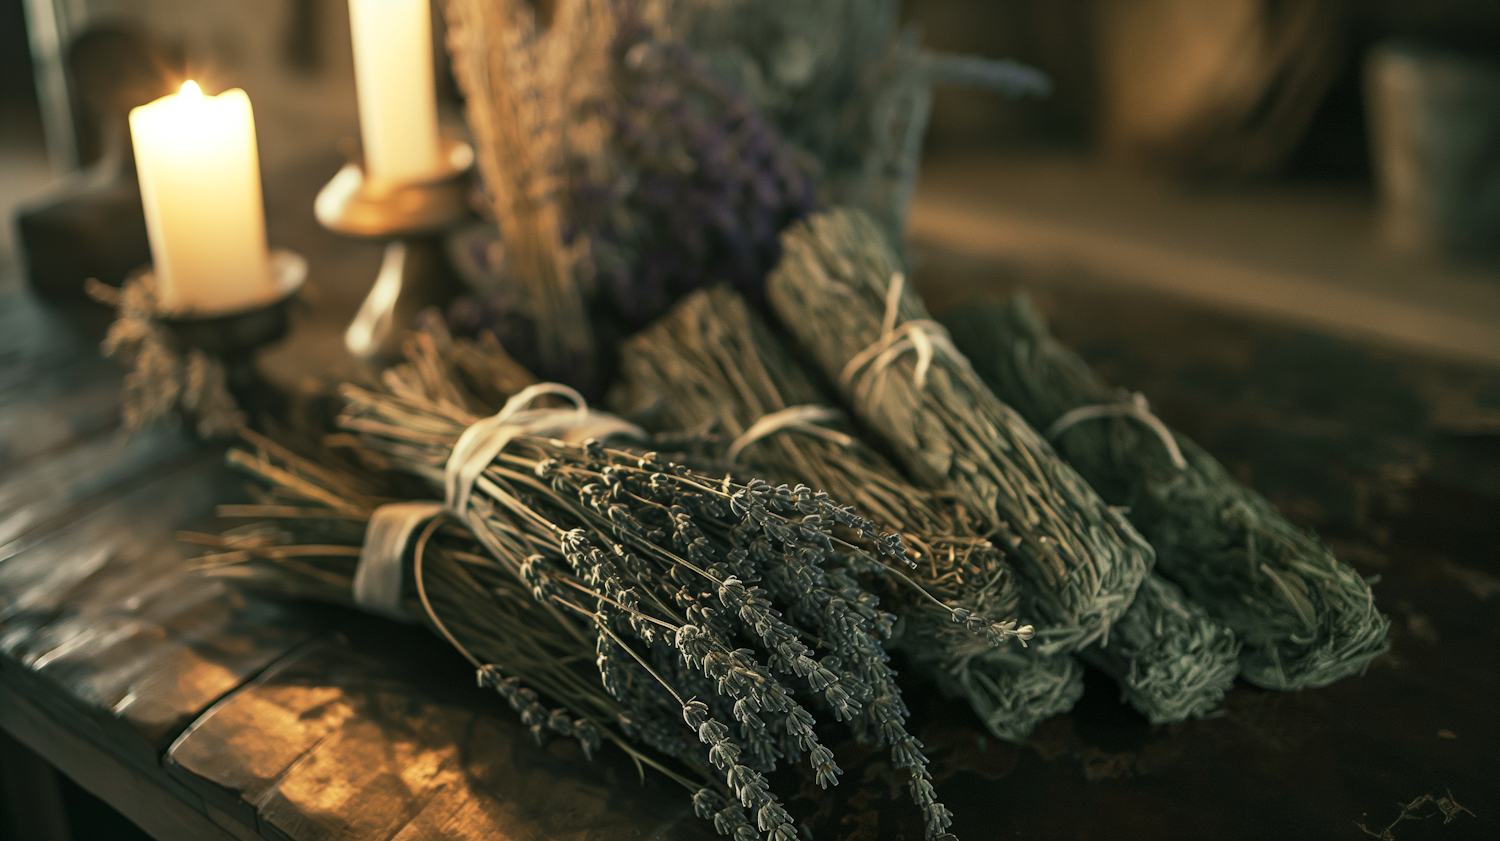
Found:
[169,620,713,841]
[0,355,123,470]
[0,426,197,547]
[0,674,248,841]
[0,456,328,766]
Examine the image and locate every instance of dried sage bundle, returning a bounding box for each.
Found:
[942,295,1389,690]
[613,285,1082,739]
[1080,575,1240,723]
[765,210,1243,723]
[765,209,1154,656]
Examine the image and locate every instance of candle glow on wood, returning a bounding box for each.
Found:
[348,0,444,185]
[129,81,277,315]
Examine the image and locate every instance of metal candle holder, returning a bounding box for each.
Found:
[161,249,308,415]
[314,138,474,361]
[88,249,309,437]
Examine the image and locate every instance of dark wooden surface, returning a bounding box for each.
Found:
[1,245,1497,840]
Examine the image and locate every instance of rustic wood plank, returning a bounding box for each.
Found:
[0,426,198,547]
[0,355,123,471]
[0,672,251,841]
[0,455,329,767]
[0,292,104,394]
[168,620,714,841]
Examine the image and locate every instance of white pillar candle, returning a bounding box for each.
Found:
[348,0,444,185]
[129,81,277,315]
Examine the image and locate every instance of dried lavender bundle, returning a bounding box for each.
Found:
[942,295,1390,690]
[328,381,1022,840]
[575,9,815,328]
[188,432,660,776]
[612,285,1081,740]
[766,208,1153,659]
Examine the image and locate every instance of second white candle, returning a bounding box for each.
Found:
[348,0,444,186]
[130,81,276,315]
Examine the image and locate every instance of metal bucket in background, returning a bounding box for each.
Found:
[1366,42,1500,256]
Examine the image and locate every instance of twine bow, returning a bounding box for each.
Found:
[1046,391,1187,470]
[354,383,645,618]
[725,405,855,464]
[839,272,968,394]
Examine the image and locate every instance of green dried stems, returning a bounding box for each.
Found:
[765,210,1247,724]
[941,295,1389,690]
[1081,575,1239,724]
[612,285,1080,740]
[765,209,1153,656]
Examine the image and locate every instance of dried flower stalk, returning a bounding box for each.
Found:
[443,0,605,380]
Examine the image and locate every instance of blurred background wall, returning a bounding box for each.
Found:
[905,0,1500,182]
[21,0,361,179]
[9,0,1500,362]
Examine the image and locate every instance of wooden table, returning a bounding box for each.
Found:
[1,245,1496,840]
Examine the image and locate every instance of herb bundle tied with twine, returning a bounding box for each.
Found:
[941,295,1389,689]
[765,209,1241,724]
[612,285,1082,739]
[192,323,1033,841]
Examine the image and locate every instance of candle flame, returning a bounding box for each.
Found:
[179,80,204,102]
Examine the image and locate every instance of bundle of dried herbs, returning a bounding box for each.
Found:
[765,209,1246,724]
[1080,575,1240,724]
[611,285,1080,740]
[443,0,609,383]
[665,0,1050,236]
[187,431,663,777]
[766,208,1153,655]
[200,336,1034,839]
[941,295,1390,690]
[332,377,1036,839]
[443,0,814,382]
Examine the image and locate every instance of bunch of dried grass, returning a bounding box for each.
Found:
[766,209,1154,654]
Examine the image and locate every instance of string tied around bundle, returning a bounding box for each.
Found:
[1046,391,1187,470]
[353,383,645,620]
[725,405,855,463]
[839,272,969,395]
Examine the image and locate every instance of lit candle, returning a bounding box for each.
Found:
[348,0,444,185]
[129,81,277,315]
